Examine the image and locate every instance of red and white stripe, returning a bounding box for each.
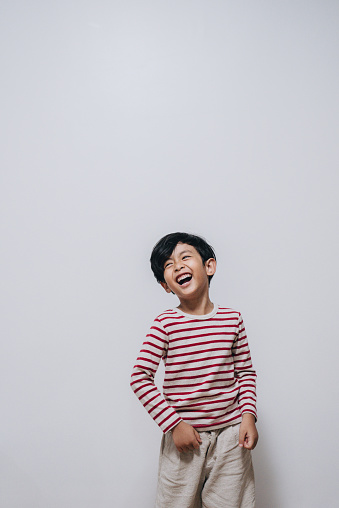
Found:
[130,306,257,433]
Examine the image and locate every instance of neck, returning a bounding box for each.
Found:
[177,295,214,316]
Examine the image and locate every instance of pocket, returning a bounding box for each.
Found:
[232,423,241,444]
[160,433,167,455]
[163,431,180,461]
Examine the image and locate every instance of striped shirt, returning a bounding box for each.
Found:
[130,305,257,434]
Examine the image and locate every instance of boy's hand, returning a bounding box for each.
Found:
[171,421,202,453]
[239,413,258,450]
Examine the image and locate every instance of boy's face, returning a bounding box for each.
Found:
[160,243,216,300]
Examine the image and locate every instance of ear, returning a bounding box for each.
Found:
[205,258,216,277]
[160,281,172,294]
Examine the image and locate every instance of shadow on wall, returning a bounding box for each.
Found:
[253,421,280,508]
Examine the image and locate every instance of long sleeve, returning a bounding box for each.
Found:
[232,313,257,420]
[130,317,182,433]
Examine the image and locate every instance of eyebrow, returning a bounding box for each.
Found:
[165,249,193,262]
[177,249,193,256]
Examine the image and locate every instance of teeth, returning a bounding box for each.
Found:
[177,274,191,282]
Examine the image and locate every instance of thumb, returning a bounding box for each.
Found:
[238,427,246,447]
[194,429,202,444]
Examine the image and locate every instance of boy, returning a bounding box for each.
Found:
[130,232,258,508]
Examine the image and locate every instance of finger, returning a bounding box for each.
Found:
[250,435,258,450]
[248,440,257,450]
[194,429,202,444]
[244,435,253,449]
[193,440,200,450]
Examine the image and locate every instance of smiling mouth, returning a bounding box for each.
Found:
[177,274,192,285]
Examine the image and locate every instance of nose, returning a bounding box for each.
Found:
[174,259,184,271]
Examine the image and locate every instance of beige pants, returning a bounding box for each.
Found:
[155,424,255,508]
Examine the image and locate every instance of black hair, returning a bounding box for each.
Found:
[150,232,216,284]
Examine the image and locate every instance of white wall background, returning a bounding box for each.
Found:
[1,1,338,507]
